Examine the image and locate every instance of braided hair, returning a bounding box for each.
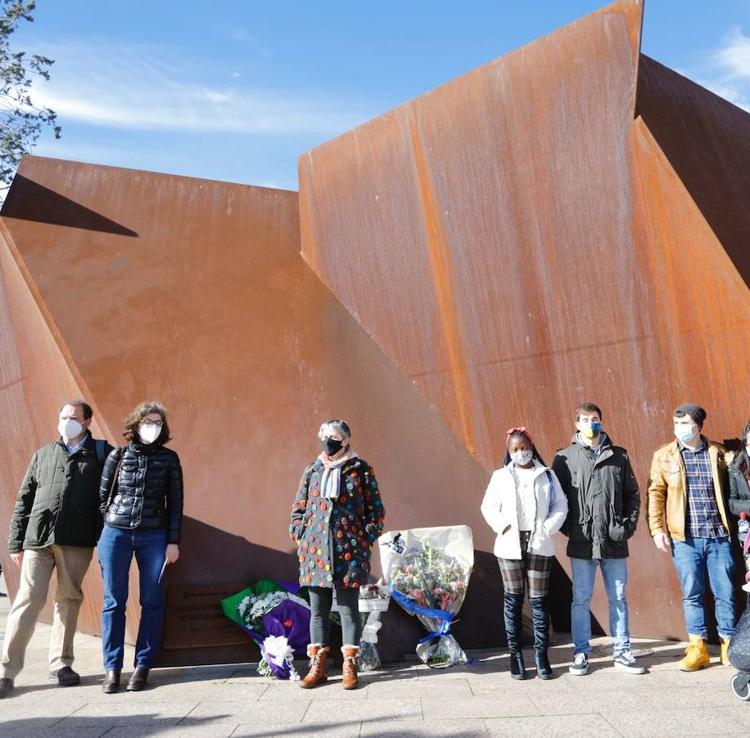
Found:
[502,426,546,467]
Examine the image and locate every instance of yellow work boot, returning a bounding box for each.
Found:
[679,634,710,672]
[721,637,731,666]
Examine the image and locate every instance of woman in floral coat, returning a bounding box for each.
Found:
[289,419,384,690]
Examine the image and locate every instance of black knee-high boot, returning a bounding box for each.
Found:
[530,596,552,679]
[503,592,526,679]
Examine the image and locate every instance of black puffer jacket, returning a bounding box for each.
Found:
[728,454,750,517]
[99,442,183,543]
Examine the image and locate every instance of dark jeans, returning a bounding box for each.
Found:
[308,585,361,647]
[98,525,168,670]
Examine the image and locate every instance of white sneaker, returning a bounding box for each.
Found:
[569,652,589,675]
[613,650,646,674]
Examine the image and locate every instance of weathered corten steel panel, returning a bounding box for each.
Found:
[299,0,750,639]
[636,54,750,291]
[626,114,750,620]
[0,156,491,664]
[300,0,645,468]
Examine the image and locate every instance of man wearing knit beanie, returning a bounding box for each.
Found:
[647,403,735,671]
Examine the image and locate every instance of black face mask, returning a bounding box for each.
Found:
[322,438,344,456]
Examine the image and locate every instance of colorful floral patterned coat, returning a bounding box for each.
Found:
[289,456,385,588]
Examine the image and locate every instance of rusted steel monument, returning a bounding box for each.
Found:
[1,0,749,664]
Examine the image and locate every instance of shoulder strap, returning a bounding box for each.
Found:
[101,447,125,512]
[94,439,108,467]
[545,469,556,504]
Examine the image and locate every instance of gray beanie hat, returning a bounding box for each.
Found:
[674,403,707,428]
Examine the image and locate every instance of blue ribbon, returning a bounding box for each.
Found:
[390,588,454,644]
[391,588,481,666]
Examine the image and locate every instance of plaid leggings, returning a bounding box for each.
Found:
[497,533,553,598]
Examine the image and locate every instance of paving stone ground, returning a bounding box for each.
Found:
[0,580,747,737]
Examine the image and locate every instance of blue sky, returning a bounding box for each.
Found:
[13,1,750,191]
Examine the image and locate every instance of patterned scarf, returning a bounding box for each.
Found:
[319,448,358,499]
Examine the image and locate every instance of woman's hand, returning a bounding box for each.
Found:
[165,544,180,564]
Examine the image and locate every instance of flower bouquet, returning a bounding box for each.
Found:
[220,579,310,679]
[379,525,473,668]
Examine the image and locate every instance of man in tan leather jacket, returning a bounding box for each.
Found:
[647,403,735,672]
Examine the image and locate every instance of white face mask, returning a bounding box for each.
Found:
[510,449,533,466]
[58,418,83,441]
[138,423,161,444]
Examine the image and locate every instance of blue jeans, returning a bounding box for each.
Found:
[571,557,630,656]
[671,536,736,639]
[98,526,168,670]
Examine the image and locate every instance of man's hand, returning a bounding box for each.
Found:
[10,551,23,567]
[653,532,671,553]
[165,544,180,564]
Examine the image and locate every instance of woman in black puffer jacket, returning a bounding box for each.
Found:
[97,401,183,694]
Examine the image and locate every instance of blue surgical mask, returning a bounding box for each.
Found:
[674,425,697,444]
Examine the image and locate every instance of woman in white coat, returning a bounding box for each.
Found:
[481,426,567,681]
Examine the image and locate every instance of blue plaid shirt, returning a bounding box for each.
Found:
[680,440,728,539]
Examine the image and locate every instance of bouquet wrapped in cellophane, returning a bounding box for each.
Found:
[379,525,473,668]
[220,579,310,680]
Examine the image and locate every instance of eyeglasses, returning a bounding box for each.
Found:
[140,420,164,427]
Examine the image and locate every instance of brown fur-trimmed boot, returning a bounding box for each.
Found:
[300,644,329,688]
[341,645,360,690]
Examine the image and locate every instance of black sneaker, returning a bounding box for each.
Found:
[613,651,646,674]
[49,666,81,686]
[0,677,14,698]
[569,652,589,675]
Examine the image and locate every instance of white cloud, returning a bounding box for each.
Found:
[689,27,750,112]
[714,27,750,80]
[28,40,372,135]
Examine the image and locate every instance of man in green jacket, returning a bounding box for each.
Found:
[0,400,111,698]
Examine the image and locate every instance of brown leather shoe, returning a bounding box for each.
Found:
[126,666,150,691]
[341,645,360,690]
[300,644,329,688]
[102,670,121,694]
